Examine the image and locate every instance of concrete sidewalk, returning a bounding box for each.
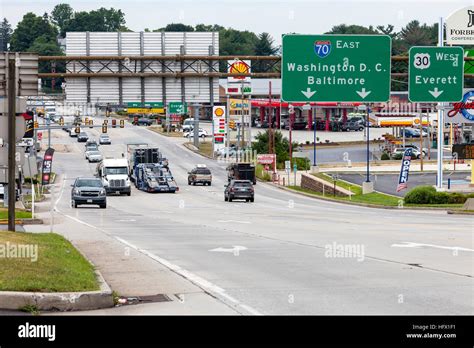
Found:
[22,200,239,315]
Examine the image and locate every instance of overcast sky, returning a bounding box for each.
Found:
[2,0,472,45]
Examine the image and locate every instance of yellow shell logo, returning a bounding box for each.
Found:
[414,118,420,124]
[214,107,224,117]
[229,61,250,78]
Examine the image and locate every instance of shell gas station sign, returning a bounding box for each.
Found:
[213,106,226,151]
[227,60,251,83]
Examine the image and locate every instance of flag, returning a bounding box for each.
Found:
[396,148,413,192]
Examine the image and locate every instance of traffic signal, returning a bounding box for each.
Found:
[34,121,39,129]
[112,119,117,128]
[229,120,235,129]
[59,117,64,126]
[75,127,80,134]
[84,117,89,125]
[103,119,108,125]
[102,125,107,133]
[120,119,125,128]
[89,119,94,128]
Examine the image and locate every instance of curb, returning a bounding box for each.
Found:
[447,210,474,215]
[0,271,114,311]
[0,218,43,225]
[270,183,455,212]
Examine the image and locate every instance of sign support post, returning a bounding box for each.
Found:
[7,57,16,232]
[437,17,444,190]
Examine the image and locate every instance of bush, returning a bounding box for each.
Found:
[255,164,272,181]
[391,153,403,160]
[430,192,449,204]
[447,193,467,204]
[405,186,470,205]
[381,152,390,160]
[404,186,436,204]
[294,157,310,170]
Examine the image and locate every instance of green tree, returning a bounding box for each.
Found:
[252,130,298,169]
[157,23,195,32]
[62,7,126,36]
[326,24,378,34]
[10,12,58,51]
[399,20,436,50]
[51,3,74,37]
[29,36,64,90]
[254,32,278,72]
[0,18,12,51]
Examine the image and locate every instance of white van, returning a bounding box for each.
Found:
[182,118,195,132]
[97,158,131,196]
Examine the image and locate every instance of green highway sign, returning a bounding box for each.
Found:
[409,46,464,102]
[281,34,391,102]
[465,49,473,75]
[168,102,187,115]
[127,102,164,108]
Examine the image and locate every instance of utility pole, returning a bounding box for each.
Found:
[240,79,245,149]
[7,57,16,232]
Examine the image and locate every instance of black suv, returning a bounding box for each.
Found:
[224,180,254,202]
[71,177,107,208]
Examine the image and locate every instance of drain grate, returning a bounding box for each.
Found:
[117,294,172,306]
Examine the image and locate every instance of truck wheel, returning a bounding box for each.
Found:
[72,200,78,208]
[188,181,191,185]
[127,192,131,196]
[208,182,211,186]
[228,196,232,202]
[250,197,254,202]
[224,196,228,202]
[100,203,107,209]
[193,182,196,186]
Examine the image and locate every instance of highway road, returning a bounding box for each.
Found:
[40,117,473,315]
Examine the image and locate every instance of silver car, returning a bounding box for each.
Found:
[87,150,103,163]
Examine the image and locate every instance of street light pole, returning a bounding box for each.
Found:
[313,107,317,166]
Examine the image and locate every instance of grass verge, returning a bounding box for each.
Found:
[0,231,99,292]
[288,173,464,209]
[148,126,183,138]
[0,209,32,219]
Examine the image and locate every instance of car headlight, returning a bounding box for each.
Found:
[73,188,81,195]
[99,189,106,196]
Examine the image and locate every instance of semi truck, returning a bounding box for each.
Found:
[127,144,177,193]
[96,158,131,196]
[227,163,256,185]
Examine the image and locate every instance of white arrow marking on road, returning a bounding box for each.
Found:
[356,88,371,99]
[391,242,474,252]
[428,87,444,99]
[209,246,248,253]
[301,88,316,99]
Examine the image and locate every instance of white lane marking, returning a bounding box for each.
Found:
[218,220,251,224]
[115,237,261,315]
[118,219,136,222]
[391,242,474,252]
[209,246,248,253]
[54,173,67,210]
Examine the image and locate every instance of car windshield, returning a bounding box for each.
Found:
[196,168,211,174]
[89,151,101,156]
[100,135,109,139]
[76,179,102,187]
[86,146,98,151]
[105,167,128,175]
